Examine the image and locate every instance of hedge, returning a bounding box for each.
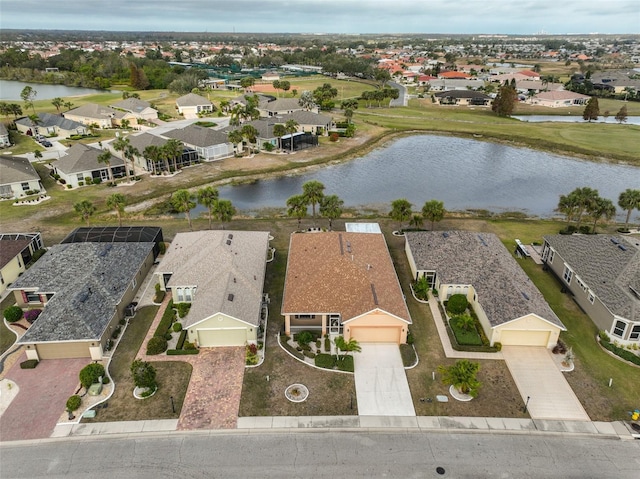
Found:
[20,359,38,369]
[314,353,336,369]
[167,349,200,355]
[147,336,168,355]
[336,355,354,372]
[600,339,640,366]
[400,344,416,367]
[282,339,305,359]
[154,300,175,337]
[176,330,187,350]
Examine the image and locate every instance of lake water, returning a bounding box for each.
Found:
[201,135,638,219]
[0,79,114,101]
[514,115,640,125]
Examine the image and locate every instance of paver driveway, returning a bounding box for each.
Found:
[353,343,415,416]
[502,346,590,421]
[0,354,88,441]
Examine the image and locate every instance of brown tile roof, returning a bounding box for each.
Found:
[282,232,411,323]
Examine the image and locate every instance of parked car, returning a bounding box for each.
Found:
[41,140,52,147]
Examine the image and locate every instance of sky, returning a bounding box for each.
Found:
[1,0,639,35]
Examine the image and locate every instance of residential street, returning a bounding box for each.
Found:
[1,431,638,478]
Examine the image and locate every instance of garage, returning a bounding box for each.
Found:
[499,330,551,347]
[349,326,401,344]
[35,342,91,359]
[196,328,247,347]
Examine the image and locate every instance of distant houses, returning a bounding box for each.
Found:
[16,112,88,138]
[52,143,125,187]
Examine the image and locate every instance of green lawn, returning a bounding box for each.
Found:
[0,294,18,356]
[450,319,483,346]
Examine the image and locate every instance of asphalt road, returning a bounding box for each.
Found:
[388,81,408,107]
[1,431,638,478]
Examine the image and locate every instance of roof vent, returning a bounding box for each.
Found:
[226,239,232,245]
[346,241,352,253]
[521,292,530,300]
[618,244,627,251]
[610,237,620,245]
[477,235,488,247]
[228,294,234,302]
[228,234,233,239]
[442,232,449,238]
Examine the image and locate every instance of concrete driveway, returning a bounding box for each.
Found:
[502,346,590,421]
[353,343,415,416]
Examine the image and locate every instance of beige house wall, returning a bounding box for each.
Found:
[187,312,257,346]
[343,310,408,344]
[63,112,112,129]
[1,255,26,295]
[493,314,561,348]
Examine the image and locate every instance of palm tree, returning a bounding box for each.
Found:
[111,137,132,182]
[64,101,74,112]
[106,193,127,227]
[20,86,37,114]
[287,194,307,231]
[438,359,481,398]
[172,189,196,230]
[319,194,344,231]
[557,193,580,225]
[73,200,96,226]
[163,138,183,172]
[422,199,445,230]
[589,197,616,233]
[228,129,244,155]
[51,97,64,114]
[240,124,259,152]
[284,119,299,153]
[390,199,412,232]
[334,336,361,361]
[302,180,325,221]
[213,199,236,229]
[409,214,423,229]
[570,187,599,231]
[143,144,162,175]
[618,189,640,230]
[273,124,286,151]
[197,186,219,229]
[97,149,114,184]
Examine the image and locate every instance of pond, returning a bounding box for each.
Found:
[193,135,637,219]
[0,80,115,101]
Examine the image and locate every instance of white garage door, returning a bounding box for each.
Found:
[197,328,247,347]
[350,327,401,344]
[500,330,550,347]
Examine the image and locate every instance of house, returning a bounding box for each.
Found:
[282,229,412,344]
[528,91,591,108]
[0,155,44,199]
[175,93,214,118]
[417,74,437,86]
[15,113,88,138]
[258,97,313,117]
[64,103,137,129]
[542,234,640,346]
[225,119,279,150]
[405,231,566,348]
[10,241,155,360]
[127,132,199,173]
[427,79,485,92]
[109,98,158,121]
[438,71,472,80]
[434,90,492,106]
[61,226,164,260]
[0,123,11,148]
[275,110,334,136]
[0,232,43,295]
[52,143,125,187]
[156,231,270,347]
[163,124,234,161]
[261,71,280,82]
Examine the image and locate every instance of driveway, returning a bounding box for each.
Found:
[502,346,590,421]
[353,343,415,416]
[0,354,88,441]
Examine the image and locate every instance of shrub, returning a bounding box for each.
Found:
[176,330,187,350]
[67,185,72,189]
[303,350,316,359]
[315,340,321,349]
[112,326,121,339]
[84,177,92,184]
[78,181,84,187]
[79,363,105,388]
[173,322,182,332]
[23,308,41,324]
[20,359,39,369]
[336,355,354,372]
[324,337,330,351]
[153,300,174,337]
[598,330,610,342]
[59,178,66,184]
[93,177,102,185]
[4,305,23,323]
[263,142,275,152]
[600,338,640,366]
[164,332,173,340]
[315,353,336,369]
[31,249,47,262]
[413,276,430,300]
[552,340,567,355]
[248,343,258,355]
[102,376,110,384]
[183,341,196,350]
[131,359,157,390]
[295,330,314,346]
[119,318,126,326]
[406,331,414,345]
[66,395,82,412]
[246,345,259,365]
[329,132,339,142]
[494,342,502,351]
[167,349,199,355]
[446,294,468,315]
[176,302,191,318]
[158,242,167,255]
[147,336,168,355]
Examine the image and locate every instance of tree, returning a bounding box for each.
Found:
[197,186,219,229]
[272,79,281,97]
[213,199,235,229]
[344,108,354,123]
[298,90,317,110]
[284,119,299,153]
[106,193,127,227]
[280,80,291,96]
[240,76,255,89]
[491,84,517,117]
[557,193,580,225]
[163,138,183,172]
[97,149,114,183]
[588,196,616,233]
[79,363,105,389]
[409,214,423,229]
[422,200,445,230]
[172,189,196,230]
[73,200,96,226]
[618,189,640,230]
[64,101,74,112]
[438,359,481,398]
[568,187,599,231]
[302,180,325,221]
[20,86,37,114]
[390,198,412,232]
[33,150,43,160]
[51,97,64,113]
[582,97,600,122]
[287,194,307,230]
[228,129,244,155]
[240,124,259,147]
[120,118,130,130]
[112,137,137,182]
[273,124,287,150]
[373,68,391,89]
[334,336,361,360]
[455,314,476,332]
[130,359,157,391]
[319,194,344,231]
[615,105,628,124]
[143,144,162,175]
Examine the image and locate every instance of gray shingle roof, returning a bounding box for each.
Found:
[175,93,212,107]
[164,124,229,147]
[275,111,332,126]
[0,155,40,185]
[156,231,270,328]
[16,112,85,131]
[65,103,125,120]
[221,119,277,139]
[12,242,154,343]
[127,132,168,152]
[406,231,564,329]
[544,234,640,321]
[53,143,123,174]
[434,90,491,100]
[259,98,303,112]
[110,98,152,113]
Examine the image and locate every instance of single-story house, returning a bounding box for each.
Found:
[223,119,279,150]
[434,90,492,106]
[0,232,43,295]
[0,123,12,148]
[61,226,164,260]
[163,124,234,161]
[156,231,270,347]
[0,155,44,199]
[527,91,591,108]
[10,241,155,360]
[52,143,125,187]
[127,132,199,173]
[64,103,137,129]
[175,93,214,118]
[438,71,472,80]
[542,234,640,346]
[275,111,334,135]
[261,71,280,82]
[258,97,315,117]
[282,229,412,344]
[15,113,88,138]
[405,231,566,348]
[109,98,158,121]
[427,79,485,92]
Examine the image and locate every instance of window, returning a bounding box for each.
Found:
[630,325,640,341]
[588,291,595,304]
[176,288,184,302]
[613,320,626,337]
[294,314,315,320]
[548,249,555,264]
[185,287,192,302]
[0,272,3,285]
[21,182,30,191]
[25,292,40,303]
[77,173,84,182]
[562,265,573,284]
